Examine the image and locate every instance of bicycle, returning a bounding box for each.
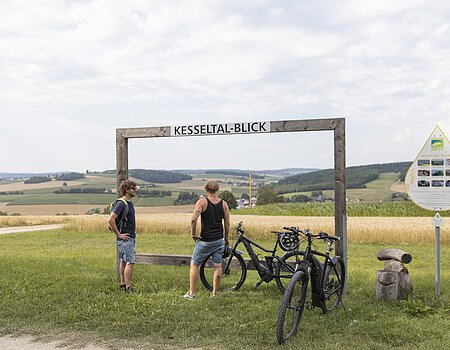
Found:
[276,227,346,344]
[199,222,304,293]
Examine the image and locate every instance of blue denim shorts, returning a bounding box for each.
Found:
[191,239,225,265]
[118,238,136,264]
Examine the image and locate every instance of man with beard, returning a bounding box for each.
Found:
[107,179,138,292]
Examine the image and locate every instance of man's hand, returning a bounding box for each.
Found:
[192,234,201,242]
[118,233,130,241]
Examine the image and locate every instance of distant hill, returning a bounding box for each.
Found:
[274,161,411,194]
[173,168,318,177]
[103,169,192,183]
[0,172,75,180]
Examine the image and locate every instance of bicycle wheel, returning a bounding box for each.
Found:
[275,250,305,293]
[276,270,309,344]
[199,251,247,291]
[322,256,345,313]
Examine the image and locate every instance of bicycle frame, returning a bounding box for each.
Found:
[300,236,343,308]
[229,231,300,283]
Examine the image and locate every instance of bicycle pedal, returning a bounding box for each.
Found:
[306,301,314,310]
[255,280,264,289]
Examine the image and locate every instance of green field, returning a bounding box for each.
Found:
[237,201,446,217]
[283,173,402,201]
[0,229,448,349]
[7,193,117,205]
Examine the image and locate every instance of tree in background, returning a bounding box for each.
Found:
[256,186,283,205]
[219,190,237,209]
[173,191,199,205]
[240,193,250,201]
[311,190,323,198]
[285,194,312,203]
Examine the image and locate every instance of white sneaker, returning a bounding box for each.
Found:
[182,292,195,300]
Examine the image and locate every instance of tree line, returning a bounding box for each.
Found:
[274,161,411,194]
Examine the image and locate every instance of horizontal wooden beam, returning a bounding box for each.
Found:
[270,118,344,132]
[117,126,171,139]
[136,253,268,270]
[117,118,345,139]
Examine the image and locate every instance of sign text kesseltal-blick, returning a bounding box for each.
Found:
[171,122,270,136]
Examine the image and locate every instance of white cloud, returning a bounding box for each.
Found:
[2,0,450,171]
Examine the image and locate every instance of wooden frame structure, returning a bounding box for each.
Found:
[116,117,347,264]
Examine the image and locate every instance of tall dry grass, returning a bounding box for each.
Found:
[62,214,449,244]
[0,215,73,228]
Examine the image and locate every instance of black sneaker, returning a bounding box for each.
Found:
[120,284,126,291]
[125,286,134,293]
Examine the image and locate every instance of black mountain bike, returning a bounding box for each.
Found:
[199,222,304,293]
[276,227,346,344]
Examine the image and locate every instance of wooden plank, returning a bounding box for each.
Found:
[271,118,343,132]
[136,253,271,270]
[117,126,171,139]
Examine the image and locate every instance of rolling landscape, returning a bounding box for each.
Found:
[0,162,412,216]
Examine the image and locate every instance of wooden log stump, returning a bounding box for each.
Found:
[377,249,412,264]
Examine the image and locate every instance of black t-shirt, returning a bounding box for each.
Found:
[113,199,136,239]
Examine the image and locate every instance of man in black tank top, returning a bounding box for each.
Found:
[184,180,230,299]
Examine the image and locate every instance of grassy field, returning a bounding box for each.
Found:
[0,224,448,350]
[238,201,446,218]
[283,173,402,201]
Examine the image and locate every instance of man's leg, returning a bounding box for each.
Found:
[120,260,126,285]
[124,263,134,288]
[212,264,222,296]
[189,263,200,295]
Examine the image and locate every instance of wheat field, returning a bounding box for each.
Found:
[49,214,448,244]
[1,213,446,244]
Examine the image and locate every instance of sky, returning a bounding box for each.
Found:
[2,0,450,173]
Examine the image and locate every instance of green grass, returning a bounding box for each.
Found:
[236,201,447,217]
[134,194,178,207]
[0,230,449,349]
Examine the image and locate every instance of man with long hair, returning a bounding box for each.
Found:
[107,179,137,292]
[184,180,230,299]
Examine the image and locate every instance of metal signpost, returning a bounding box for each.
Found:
[405,125,450,297]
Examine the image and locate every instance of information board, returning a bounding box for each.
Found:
[405,125,450,211]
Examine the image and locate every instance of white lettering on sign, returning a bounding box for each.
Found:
[170,122,270,136]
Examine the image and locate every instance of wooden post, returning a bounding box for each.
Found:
[334,119,346,260]
[115,130,128,276]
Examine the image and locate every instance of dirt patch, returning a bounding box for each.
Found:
[0,204,95,215]
[0,335,107,350]
[0,180,82,192]
[0,224,65,235]
[390,182,406,193]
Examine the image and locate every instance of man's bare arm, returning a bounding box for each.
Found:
[223,200,230,244]
[191,198,205,240]
[107,212,129,241]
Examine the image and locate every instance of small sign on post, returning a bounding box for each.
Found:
[405,125,449,298]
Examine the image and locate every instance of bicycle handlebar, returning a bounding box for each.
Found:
[282,226,340,242]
